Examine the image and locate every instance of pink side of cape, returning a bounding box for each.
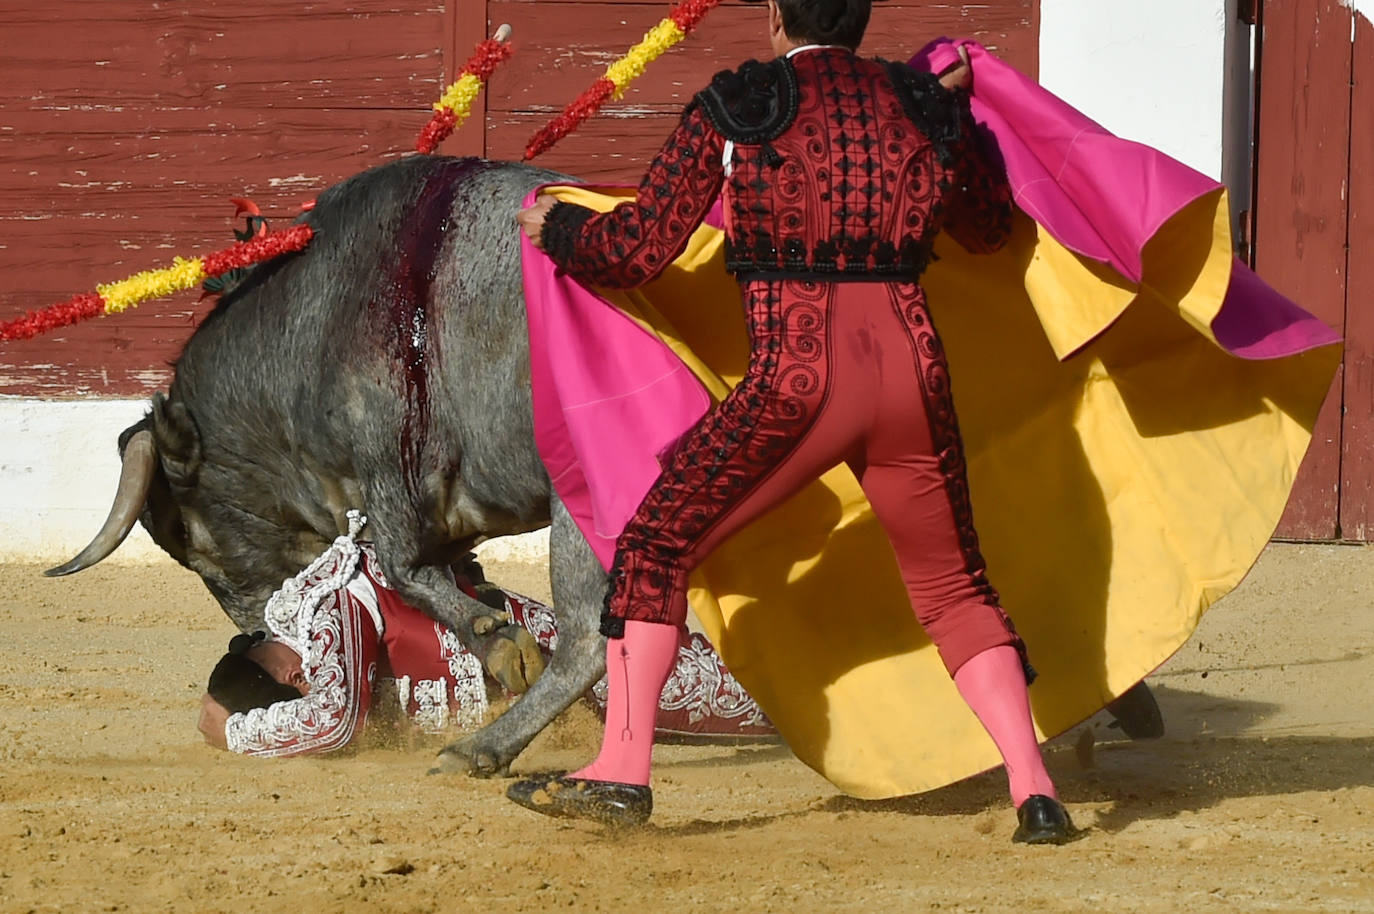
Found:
[521,191,711,569]
[910,38,1339,360]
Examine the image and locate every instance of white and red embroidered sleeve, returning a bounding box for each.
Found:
[224,588,374,758]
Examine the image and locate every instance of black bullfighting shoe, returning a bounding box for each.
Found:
[506,773,653,827]
[1012,795,1077,845]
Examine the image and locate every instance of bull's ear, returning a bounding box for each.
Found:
[143,468,191,567]
[150,392,202,490]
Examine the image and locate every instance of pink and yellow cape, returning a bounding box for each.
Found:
[522,40,1340,798]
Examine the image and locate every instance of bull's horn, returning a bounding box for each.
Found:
[44,429,156,577]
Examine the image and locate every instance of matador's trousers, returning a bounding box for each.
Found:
[604,278,1025,677]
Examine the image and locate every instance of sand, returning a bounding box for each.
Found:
[1,542,1372,913]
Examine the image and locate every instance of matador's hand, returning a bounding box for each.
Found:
[198,692,231,751]
[938,45,973,92]
[517,195,557,251]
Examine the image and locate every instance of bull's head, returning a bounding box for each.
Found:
[45,392,302,631]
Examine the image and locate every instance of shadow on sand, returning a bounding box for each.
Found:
[649,681,1374,837]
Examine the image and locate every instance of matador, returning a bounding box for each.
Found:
[510,0,1075,844]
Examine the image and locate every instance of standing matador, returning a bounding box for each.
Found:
[513,0,1074,843]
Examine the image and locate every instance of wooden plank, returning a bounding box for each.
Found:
[438,0,490,158]
[0,209,310,300]
[1255,0,1353,540]
[488,109,681,179]
[488,1,1035,116]
[489,0,1034,179]
[0,107,426,255]
[0,107,427,398]
[0,105,423,262]
[0,108,422,204]
[1340,13,1374,539]
[0,2,445,110]
[0,301,218,398]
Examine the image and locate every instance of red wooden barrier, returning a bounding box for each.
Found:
[1253,0,1355,540]
[1339,13,1374,539]
[484,1,1036,173]
[0,2,447,396]
[0,0,1034,398]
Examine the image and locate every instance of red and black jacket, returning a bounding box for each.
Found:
[541,46,1013,288]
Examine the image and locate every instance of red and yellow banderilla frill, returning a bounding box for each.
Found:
[416,25,515,154]
[0,224,314,343]
[524,0,723,160]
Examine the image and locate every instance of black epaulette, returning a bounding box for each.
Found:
[881,60,967,167]
[694,57,800,145]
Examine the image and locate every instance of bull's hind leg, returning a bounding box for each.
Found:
[437,495,608,776]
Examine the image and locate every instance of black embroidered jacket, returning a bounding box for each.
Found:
[541,47,1012,288]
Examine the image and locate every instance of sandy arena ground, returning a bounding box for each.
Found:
[1,542,1372,913]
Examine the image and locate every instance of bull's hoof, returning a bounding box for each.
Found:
[479,621,545,694]
[1105,680,1165,740]
[434,736,511,778]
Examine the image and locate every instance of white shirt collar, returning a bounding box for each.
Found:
[785,44,846,58]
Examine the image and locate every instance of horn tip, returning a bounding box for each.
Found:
[42,563,79,578]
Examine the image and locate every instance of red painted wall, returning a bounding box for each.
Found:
[1253,0,1367,540]
[480,0,1037,177]
[0,2,448,397]
[1338,12,1374,540]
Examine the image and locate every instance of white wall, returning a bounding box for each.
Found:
[0,395,548,566]
[1038,0,1230,177]
[1,397,163,564]
[1039,0,1247,209]
[1,9,1248,568]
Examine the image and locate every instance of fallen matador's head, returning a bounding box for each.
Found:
[207,632,303,713]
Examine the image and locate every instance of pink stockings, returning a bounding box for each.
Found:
[953,645,1057,807]
[574,625,1056,806]
[570,619,679,786]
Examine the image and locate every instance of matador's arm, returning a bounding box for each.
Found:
[539,102,727,289]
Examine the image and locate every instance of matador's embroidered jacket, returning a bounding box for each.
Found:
[541,46,1012,287]
[225,544,522,756]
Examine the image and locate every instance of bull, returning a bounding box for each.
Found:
[48,155,613,776]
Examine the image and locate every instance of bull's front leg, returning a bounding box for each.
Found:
[385,561,545,696]
[436,495,608,776]
[364,498,544,696]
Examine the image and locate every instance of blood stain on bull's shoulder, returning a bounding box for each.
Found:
[377,158,494,500]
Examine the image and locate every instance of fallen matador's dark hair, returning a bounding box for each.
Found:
[207,631,303,714]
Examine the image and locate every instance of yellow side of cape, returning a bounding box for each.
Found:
[546,185,1337,798]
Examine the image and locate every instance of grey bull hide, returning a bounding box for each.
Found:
[48,155,616,776]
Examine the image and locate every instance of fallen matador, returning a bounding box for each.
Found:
[198,513,773,757]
